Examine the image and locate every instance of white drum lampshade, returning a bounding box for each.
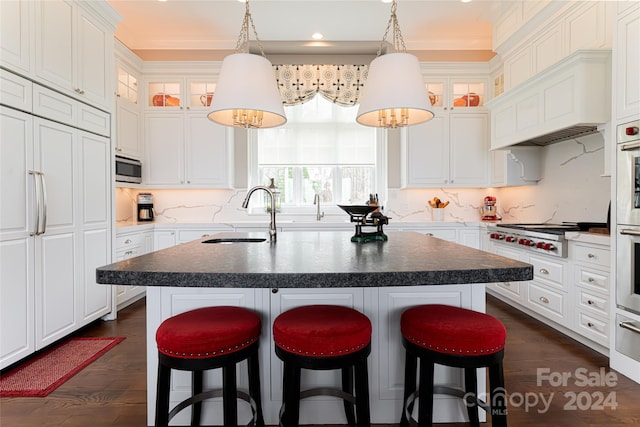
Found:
[208,53,286,129]
[356,52,433,128]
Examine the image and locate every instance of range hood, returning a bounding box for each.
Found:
[487,50,611,150]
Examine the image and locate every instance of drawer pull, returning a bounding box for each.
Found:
[539,296,549,304]
[125,239,132,244]
[504,283,511,287]
[587,253,596,259]
[620,321,640,335]
[587,322,595,328]
[125,250,133,256]
[539,268,549,275]
[588,277,595,283]
[587,300,595,305]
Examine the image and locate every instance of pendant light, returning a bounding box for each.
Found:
[356,0,433,128]
[207,0,286,128]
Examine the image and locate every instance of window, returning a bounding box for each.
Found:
[249,95,386,213]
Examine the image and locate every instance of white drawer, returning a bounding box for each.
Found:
[575,265,609,293]
[0,69,32,112]
[528,282,567,322]
[496,281,524,299]
[78,103,110,137]
[529,255,566,290]
[573,244,610,268]
[575,310,609,347]
[33,84,77,127]
[178,230,214,243]
[425,228,457,242]
[116,233,143,250]
[576,288,609,317]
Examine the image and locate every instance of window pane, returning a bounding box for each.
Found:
[303,167,334,204]
[340,167,374,204]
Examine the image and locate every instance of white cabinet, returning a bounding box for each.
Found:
[487,50,611,150]
[0,107,35,368]
[376,286,475,402]
[486,237,611,353]
[402,75,488,188]
[155,230,177,250]
[268,287,365,423]
[497,1,612,93]
[0,82,112,369]
[401,112,488,187]
[0,0,32,74]
[144,112,233,187]
[115,231,151,309]
[116,99,142,159]
[569,242,610,348]
[613,3,640,122]
[114,43,143,159]
[33,0,116,109]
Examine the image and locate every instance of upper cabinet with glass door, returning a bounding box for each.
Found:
[145,78,216,111]
[425,78,487,111]
[117,66,138,104]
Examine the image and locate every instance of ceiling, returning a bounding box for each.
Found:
[108,0,513,61]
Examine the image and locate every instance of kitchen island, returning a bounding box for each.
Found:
[97,231,532,426]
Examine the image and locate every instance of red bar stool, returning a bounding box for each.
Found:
[155,306,265,427]
[399,304,507,427]
[273,304,372,427]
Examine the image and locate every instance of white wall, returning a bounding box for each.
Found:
[116,134,610,225]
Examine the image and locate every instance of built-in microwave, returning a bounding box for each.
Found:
[115,155,142,184]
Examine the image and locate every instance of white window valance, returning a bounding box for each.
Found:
[274,64,368,107]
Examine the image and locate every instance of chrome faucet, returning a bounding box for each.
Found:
[242,186,277,242]
[314,194,324,221]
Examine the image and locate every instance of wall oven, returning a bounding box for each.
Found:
[616,120,640,365]
[115,155,142,184]
[616,119,640,225]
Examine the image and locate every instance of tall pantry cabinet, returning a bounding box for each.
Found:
[0,0,119,370]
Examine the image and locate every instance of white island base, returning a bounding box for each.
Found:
[145,283,488,426]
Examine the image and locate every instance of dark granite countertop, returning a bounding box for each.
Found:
[96,231,533,288]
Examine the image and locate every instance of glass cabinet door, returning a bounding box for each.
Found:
[117,66,138,104]
[147,81,182,108]
[451,81,485,108]
[188,81,217,109]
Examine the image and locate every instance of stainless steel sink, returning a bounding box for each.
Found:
[202,238,267,244]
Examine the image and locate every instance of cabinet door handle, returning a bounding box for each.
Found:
[539,296,549,304]
[271,288,279,294]
[587,253,596,259]
[539,268,549,275]
[40,172,47,235]
[29,170,41,236]
[125,239,132,244]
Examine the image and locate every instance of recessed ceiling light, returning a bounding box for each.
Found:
[461,0,473,3]
[311,32,324,40]
[381,0,393,3]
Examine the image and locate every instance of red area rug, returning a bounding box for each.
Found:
[0,337,125,397]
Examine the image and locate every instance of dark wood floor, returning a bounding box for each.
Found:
[1,295,639,426]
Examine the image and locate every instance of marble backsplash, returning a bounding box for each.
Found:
[116,135,611,226]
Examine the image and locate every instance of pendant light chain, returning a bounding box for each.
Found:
[234,0,267,58]
[376,0,407,56]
